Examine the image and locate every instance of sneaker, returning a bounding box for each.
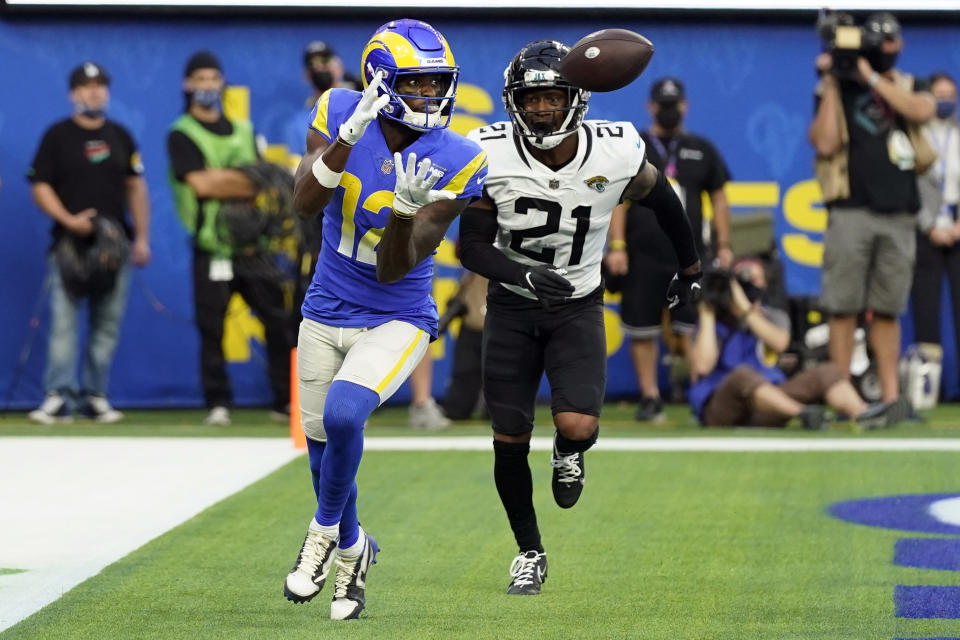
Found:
[550,440,585,509]
[409,398,451,431]
[204,406,231,426]
[28,393,73,424]
[330,531,380,620]
[81,395,124,424]
[799,405,828,431]
[506,550,548,595]
[635,396,666,423]
[270,403,290,423]
[284,520,339,603]
[856,397,910,430]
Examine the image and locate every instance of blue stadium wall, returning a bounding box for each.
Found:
[1,14,957,409]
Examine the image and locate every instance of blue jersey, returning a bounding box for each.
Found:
[301,88,488,337]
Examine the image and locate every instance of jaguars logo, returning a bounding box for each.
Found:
[584,176,609,193]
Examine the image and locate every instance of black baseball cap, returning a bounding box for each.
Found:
[864,12,902,40]
[304,41,337,66]
[185,51,222,78]
[69,62,110,89]
[650,76,685,103]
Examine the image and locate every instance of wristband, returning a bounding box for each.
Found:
[392,208,416,220]
[868,71,880,88]
[311,155,343,189]
[609,240,627,251]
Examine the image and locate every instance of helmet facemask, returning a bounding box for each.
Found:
[502,41,590,150]
[373,66,459,131]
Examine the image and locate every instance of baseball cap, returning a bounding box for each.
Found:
[650,77,685,103]
[864,12,902,40]
[304,41,336,66]
[184,51,222,78]
[69,62,110,89]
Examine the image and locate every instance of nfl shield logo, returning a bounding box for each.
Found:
[548,179,560,190]
[380,158,394,175]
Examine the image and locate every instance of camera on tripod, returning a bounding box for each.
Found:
[816,9,885,80]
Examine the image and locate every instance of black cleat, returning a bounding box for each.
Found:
[550,444,585,509]
[283,521,338,603]
[506,550,548,595]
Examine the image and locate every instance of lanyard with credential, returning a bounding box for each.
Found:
[929,124,958,218]
[647,130,681,179]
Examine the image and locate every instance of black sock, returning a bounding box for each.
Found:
[555,426,599,454]
[493,439,543,553]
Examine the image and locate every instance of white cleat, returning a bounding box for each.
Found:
[330,531,380,620]
[283,520,338,603]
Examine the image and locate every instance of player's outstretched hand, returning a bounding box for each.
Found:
[521,265,575,307]
[666,270,702,309]
[392,151,455,218]
[338,66,390,146]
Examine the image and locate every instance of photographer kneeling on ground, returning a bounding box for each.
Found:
[688,261,906,429]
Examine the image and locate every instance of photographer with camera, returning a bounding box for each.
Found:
[688,261,901,429]
[810,11,935,407]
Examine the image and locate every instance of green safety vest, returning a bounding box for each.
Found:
[168,115,257,256]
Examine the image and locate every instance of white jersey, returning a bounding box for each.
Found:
[467,120,646,300]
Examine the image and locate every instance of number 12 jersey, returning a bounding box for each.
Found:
[467,120,646,301]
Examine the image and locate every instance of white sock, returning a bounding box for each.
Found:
[309,518,340,540]
[338,527,366,559]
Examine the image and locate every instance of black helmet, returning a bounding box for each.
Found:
[502,40,590,149]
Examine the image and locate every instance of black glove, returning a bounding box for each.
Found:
[666,270,702,309]
[520,265,575,307]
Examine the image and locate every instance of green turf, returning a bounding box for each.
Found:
[0,570,26,577]
[4,449,960,639]
[1,403,959,438]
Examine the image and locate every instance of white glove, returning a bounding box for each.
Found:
[338,68,389,146]
[392,151,456,218]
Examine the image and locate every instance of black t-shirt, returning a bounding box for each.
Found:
[640,129,731,252]
[623,130,729,274]
[28,118,142,242]
[817,79,924,213]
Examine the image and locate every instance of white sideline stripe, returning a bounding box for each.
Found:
[0,437,301,633]
[365,436,960,452]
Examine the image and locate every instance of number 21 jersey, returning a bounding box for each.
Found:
[467,120,646,300]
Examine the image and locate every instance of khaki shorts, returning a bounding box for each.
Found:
[821,207,916,316]
[297,318,429,441]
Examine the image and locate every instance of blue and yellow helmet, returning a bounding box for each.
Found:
[360,19,458,131]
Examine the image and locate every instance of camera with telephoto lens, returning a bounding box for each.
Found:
[700,267,764,314]
[816,9,885,80]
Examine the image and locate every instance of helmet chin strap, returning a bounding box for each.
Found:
[528,129,576,150]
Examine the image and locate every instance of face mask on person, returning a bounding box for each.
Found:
[310,70,334,92]
[74,98,107,119]
[937,100,958,120]
[866,50,899,74]
[191,88,222,109]
[655,104,682,130]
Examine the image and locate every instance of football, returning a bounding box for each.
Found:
[559,29,654,92]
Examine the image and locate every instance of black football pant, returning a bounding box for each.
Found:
[911,231,960,349]
[193,249,291,411]
[442,326,484,420]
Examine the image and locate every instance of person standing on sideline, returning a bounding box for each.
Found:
[606,76,732,421]
[27,61,150,424]
[809,12,935,404]
[911,71,960,388]
[167,51,291,426]
[283,19,487,619]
